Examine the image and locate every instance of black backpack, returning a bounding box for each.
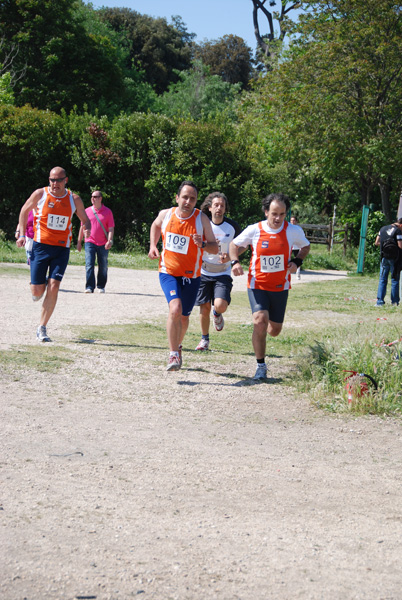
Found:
[382,236,399,260]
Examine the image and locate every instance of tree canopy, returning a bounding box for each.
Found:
[247,0,402,216]
[0,0,125,112]
[193,34,254,88]
[97,7,193,94]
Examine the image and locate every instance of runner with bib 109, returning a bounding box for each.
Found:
[148,181,218,372]
[229,193,310,380]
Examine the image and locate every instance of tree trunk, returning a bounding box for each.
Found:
[379,177,393,222]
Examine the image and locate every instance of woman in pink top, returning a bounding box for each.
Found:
[15,209,34,264]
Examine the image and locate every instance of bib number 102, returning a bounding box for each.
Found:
[260,254,284,272]
[165,233,189,254]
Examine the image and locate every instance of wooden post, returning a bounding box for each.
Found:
[343,224,348,256]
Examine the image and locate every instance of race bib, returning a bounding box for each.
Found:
[165,233,190,255]
[47,214,68,231]
[260,254,285,273]
[218,240,229,255]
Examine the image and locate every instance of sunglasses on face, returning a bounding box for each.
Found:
[49,177,66,183]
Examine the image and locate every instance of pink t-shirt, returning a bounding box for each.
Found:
[26,210,34,239]
[85,205,115,246]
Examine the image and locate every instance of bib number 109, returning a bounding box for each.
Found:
[260,254,284,273]
[165,233,189,254]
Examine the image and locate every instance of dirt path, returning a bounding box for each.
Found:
[1,265,402,600]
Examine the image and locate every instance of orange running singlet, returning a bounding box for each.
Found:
[33,187,76,247]
[248,221,291,291]
[159,208,204,278]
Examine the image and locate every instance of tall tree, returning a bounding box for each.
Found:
[254,0,402,214]
[0,0,125,113]
[97,8,192,94]
[155,60,241,121]
[194,35,254,88]
[251,0,303,64]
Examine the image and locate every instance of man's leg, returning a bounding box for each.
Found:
[252,310,269,360]
[179,315,190,345]
[200,302,212,335]
[31,283,46,302]
[38,278,61,326]
[96,245,109,290]
[267,321,283,337]
[376,259,390,304]
[212,276,232,332]
[213,298,229,315]
[390,270,400,305]
[85,242,96,291]
[167,297,183,352]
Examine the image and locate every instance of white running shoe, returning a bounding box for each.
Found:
[98,288,105,293]
[36,325,51,342]
[213,312,224,331]
[253,363,267,380]
[85,288,93,293]
[167,354,181,371]
[195,338,209,351]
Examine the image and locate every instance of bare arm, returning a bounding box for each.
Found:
[288,243,310,274]
[229,241,248,276]
[375,235,381,247]
[16,189,42,247]
[148,209,168,259]
[73,194,91,238]
[77,223,84,251]
[191,214,219,254]
[105,226,114,250]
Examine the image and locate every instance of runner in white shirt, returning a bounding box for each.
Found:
[194,192,241,351]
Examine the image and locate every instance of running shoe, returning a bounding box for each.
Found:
[98,288,105,293]
[213,312,224,331]
[85,288,93,293]
[36,325,51,342]
[253,363,267,380]
[195,338,209,351]
[167,354,181,371]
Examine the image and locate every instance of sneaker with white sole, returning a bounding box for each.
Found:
[253,363,267,380]
[85,288,93,293]
[98,288,105,293]
[213,312,224,331]
[195,338,209,351]
[167,354,181,371]
[36,325,51,342]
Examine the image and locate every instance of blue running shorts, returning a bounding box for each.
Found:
[159,273,201,316]
[30,241,70,285]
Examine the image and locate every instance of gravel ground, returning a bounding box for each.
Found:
[1,264,402,600]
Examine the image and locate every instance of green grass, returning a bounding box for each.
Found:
[272,277,401,415]
[3,234,398,415]
[0,345,74,373]
[0,232,356,272]
[0,234,158,270]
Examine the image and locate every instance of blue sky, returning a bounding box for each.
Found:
[88,0,265,52]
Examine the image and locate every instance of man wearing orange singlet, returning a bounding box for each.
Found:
[148,181,218,371]
[16,166,91,342]
[230,193,310,380]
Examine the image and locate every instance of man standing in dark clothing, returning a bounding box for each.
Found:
[375,218,402,306]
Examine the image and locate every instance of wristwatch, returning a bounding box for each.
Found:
[231,260,240,267]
